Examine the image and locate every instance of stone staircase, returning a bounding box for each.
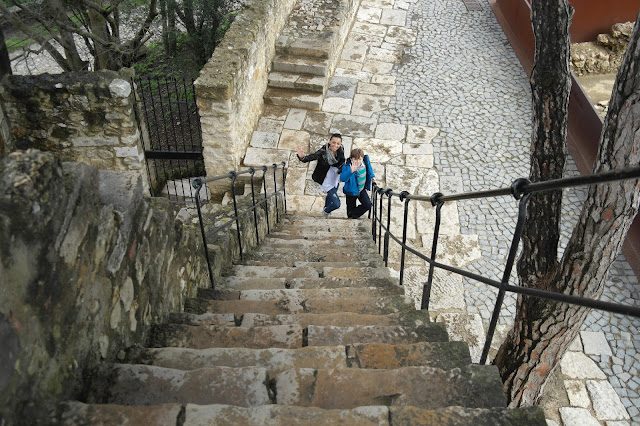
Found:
[58,214,546,424]
[264,0,360,110]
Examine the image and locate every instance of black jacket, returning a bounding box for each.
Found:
[298,144,346,184]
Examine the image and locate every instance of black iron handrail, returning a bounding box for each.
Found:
[191,162,287,289]
[371,166,640,365]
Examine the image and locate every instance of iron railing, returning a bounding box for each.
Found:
[191,162,287,289]
[370,166,640,365]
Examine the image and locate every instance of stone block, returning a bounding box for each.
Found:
[362,60,394,74]
[250,131,280,149]
[403,142,433,155]
[380,9,407,26]
[586,380,630,421]
[580,331,613,356]
[357,6,382,24]
[352,94,391,117]
[322,97,353,114]
[374,122,406,140]
[257,117,285,133]
[279,129,310,151]
[303,111,335,135]
[358,82,396,96]
[564,380,591,408]
[243,147,291,167]
[384,26,417,46]
[407,125,439,144]
[352,21,388,37]
[352,137,402,163]
[560,352,607,380]
[331,115,377,138]
[284,108,307,130]
[559,407,602,426]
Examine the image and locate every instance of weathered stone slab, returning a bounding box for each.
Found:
[352,137,403,162]
[335,68,375,82]
[405,154,434,168]
[348,341,471,370]
[352,21,388,37]
[307,324,448,346]
[250,131,280,148]
[327,76,358,98]
[331,114,378,138]
[279,129,310,150]
[285,167,307,195]
[284,108,307,130]
[559,407,601,426]
[275,365,506,409]
[150,323,304,349]
[407,124,439,144]
[389,406,546,426]
[302,111,335,134]
[384,26,417,46]
[243,147,291,167]
[357,7,382,24]
[586,380,630,421]
[184,404,390,425]
[434,313,486,363]
[564,380,590,408]
[322,97,353,114]
[342,42,369,63]
[352,94,391,117]
[416,199,460,236]
[230,265,320,279]
[92,364,270,406]
[560,352,607,380]
[403,142,433,155]
[374,122,406,140]
[380,9,407,26]
[580,331,613,356]
[60,401,183,425]
[358,82,396,96]
[362,60,394,74]
[242,310,427,329]
[262,105,290,120]
[350,32,384,48]
[257,117,285,133]
[402,267,466,311]
[420,234,482,268]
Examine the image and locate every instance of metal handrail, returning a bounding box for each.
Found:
[191,162,287,289]
[370,166,640,365]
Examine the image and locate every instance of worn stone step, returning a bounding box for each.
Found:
[149,323,304,349]
[272,54,328,75]
[226,265,391,280]
[240,310,430,328]
[243,249,380,262]
[347,342,471,370]
[276,35,331,58]
[234,287,402,302]
[217,276,399,291]
[307,324,448,346]
[88,364,271,407]
[239,258,384,268]
[268,71,326,92]
[257,237,378,250]
[185,294,413,316]
[59,402,547,425]
[275,365,506,409]
[264,87,324,110]
[125,346,347,374]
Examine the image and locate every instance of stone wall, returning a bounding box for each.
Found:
[195,0,296,198]
[0,150,285,424]
[0,68,149,193]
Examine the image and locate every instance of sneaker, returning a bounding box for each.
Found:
[322,209,330,218]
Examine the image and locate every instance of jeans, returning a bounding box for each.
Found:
[346,189,371,219]
[324,186,341,213]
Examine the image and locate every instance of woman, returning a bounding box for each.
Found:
[296,133,346,217]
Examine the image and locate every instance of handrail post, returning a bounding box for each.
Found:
[281,161,287,214]
[262,165,270,234]
[378,187,384,254]
[399,191,410,286]
[192,177,215,289]
[272,164,280,224]
[372,184,378,242]
[480,179,531,364]
[422,193,444,310]
[230,171,244,261]
[249,168,259,245]
[383,189,393,266]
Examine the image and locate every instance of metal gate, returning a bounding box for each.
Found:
[132,76,210,203]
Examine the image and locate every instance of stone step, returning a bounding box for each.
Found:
[198,286,404,301]
[149,323,305,349]
[275,365,507,409]
[264,231,375,241]
[272,54,328,76]
[276,35,331,58]
[125,346,348,374]
[264,87,324,110]
[225,265,391,279]
[217,276,399,291]
[241,250,383,263]
[239,310,430,328]
[268,71,326,93]
[124,341,470,373]
[256,237,378,250]
[278,215,372,228]
[238,258,384,268]
[307,324,448,346]
[149,322,447,350]
[184,294,413,316]
[59,402,547,425]
[87,364,272,407]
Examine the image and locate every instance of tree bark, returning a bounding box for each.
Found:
[494,9,640,407]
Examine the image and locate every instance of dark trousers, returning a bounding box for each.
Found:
[346,189,371,219]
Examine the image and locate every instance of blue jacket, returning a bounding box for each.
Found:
[340,155,375,196]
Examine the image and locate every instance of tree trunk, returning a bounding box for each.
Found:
[494,9,640,407]
[0,27,12,76]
